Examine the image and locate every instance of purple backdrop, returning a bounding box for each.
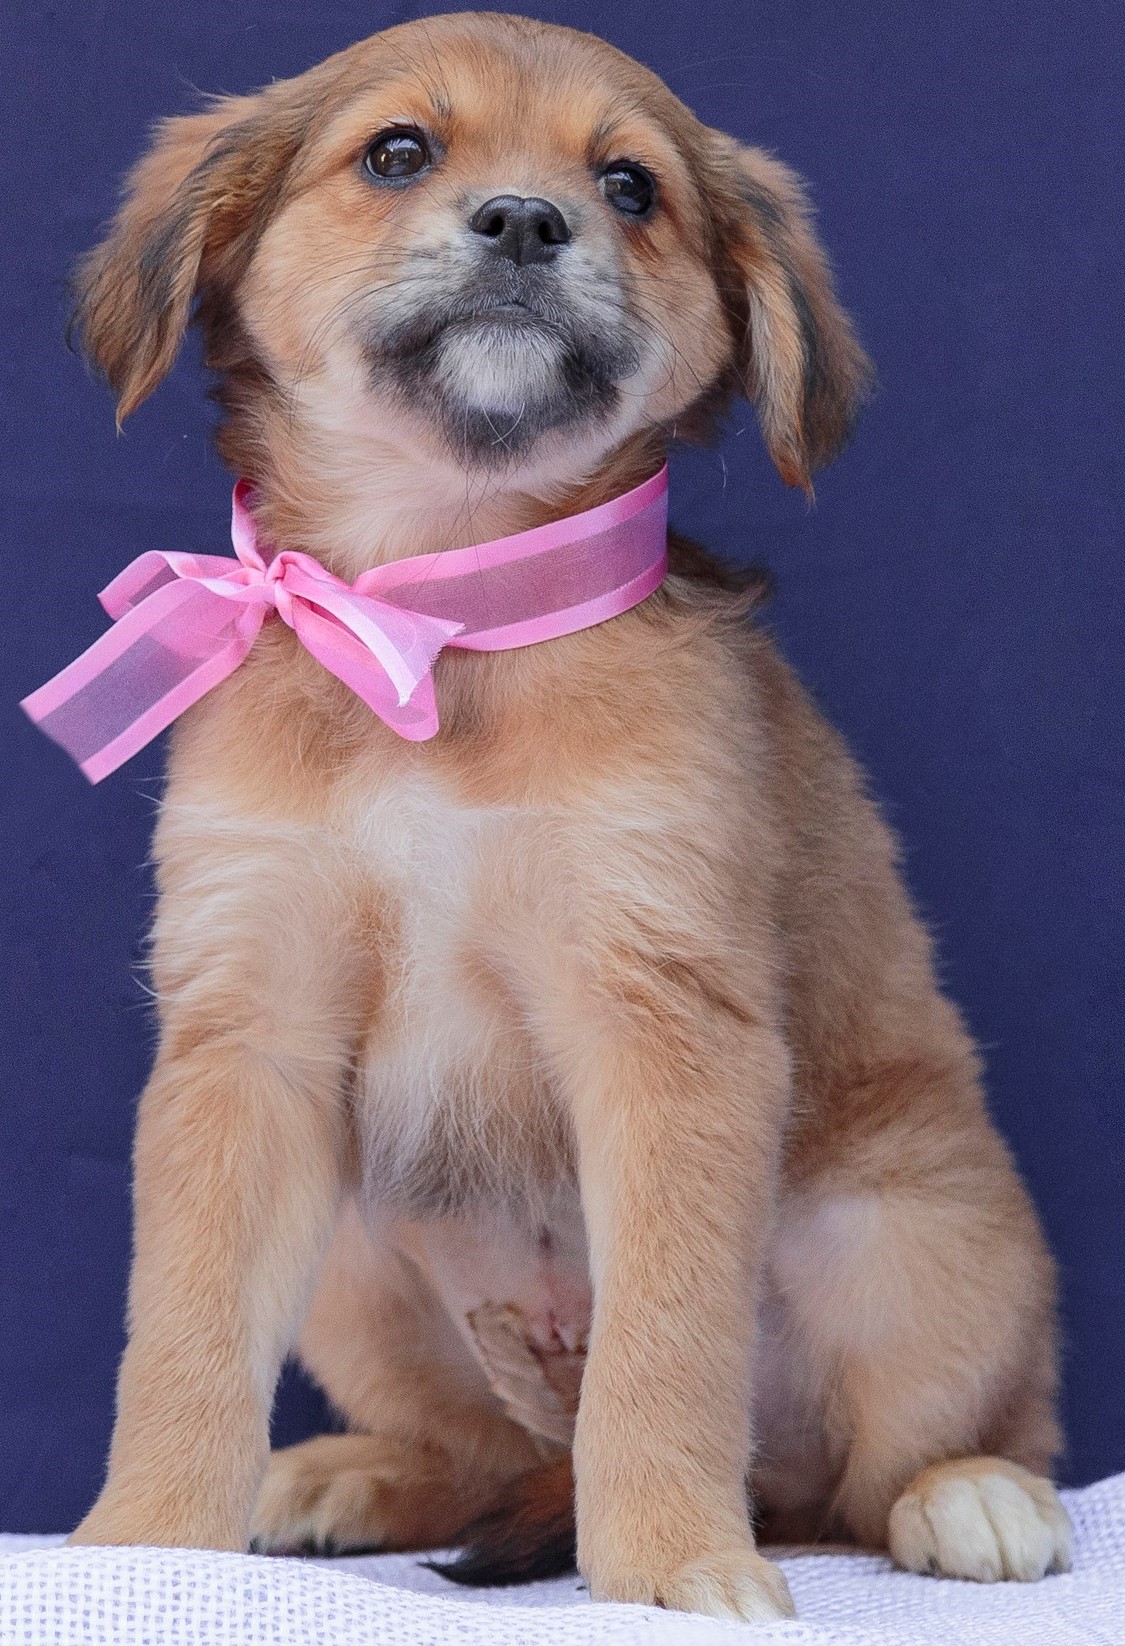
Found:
[1,1,1121,1530]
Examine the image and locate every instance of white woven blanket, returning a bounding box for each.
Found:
[2,1474,1122,1644]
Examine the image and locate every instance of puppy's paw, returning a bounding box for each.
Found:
[252,1434,423,1557]
[888,1458,1072,1583]
[589,1542,795,1621]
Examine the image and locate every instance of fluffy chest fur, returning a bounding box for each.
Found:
[346,769,574,1215]
[156,609,767,1225]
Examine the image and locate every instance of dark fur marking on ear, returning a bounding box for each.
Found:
[785,269,828,414]
[190,119,306,262]
[135,207,194,305]
[737,181,828,418]
[738,178,787,235]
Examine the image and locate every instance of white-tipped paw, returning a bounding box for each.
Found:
[889,1459,1072,1583]
[590,1543,795,1622]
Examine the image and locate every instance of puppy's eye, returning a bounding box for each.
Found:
[600,163,656,218]
[364,128,431,182]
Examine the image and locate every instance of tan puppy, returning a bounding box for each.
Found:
[67,12,1070,1622]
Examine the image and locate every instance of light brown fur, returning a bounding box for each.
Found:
[67,13,1067,1621]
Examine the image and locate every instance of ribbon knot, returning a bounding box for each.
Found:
[22,466,669,783]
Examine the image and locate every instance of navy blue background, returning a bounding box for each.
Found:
[1,2,1121,1531]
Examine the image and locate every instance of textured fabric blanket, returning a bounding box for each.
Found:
[1,1474,1122,1644]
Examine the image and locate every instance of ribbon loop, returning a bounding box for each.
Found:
[22,467,669,782]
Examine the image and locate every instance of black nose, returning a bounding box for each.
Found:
[468,194,571,265]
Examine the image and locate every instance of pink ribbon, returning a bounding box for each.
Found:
[22,466,668,782]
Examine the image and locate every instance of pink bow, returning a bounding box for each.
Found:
[22,467,669,782]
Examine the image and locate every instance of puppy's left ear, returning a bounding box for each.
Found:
[706,138,872,493]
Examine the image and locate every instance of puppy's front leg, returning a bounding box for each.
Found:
[549,957,794,1621]
[71,1039,343,1550]
[71,836,362,1551]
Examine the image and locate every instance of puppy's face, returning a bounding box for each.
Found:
[75,14,869,492]
[247,54,726,467]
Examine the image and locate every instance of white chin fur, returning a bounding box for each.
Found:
[434,321,566,415]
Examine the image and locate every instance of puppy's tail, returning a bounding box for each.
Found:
[427,1455,577,1587]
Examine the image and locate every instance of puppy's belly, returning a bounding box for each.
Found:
[396,1190,593,1445]
[384,1194,835,1484]
[359,1008,585,1438]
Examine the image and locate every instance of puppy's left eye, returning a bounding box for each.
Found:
[364,128,431,181]
[600,163,656,218]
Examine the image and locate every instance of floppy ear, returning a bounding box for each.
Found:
[706,138,872,493]
[72,89,313,422]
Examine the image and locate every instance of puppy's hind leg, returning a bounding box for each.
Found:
[253,1204,546,1558]
[774,1090,1069,1583]
[254,1431,534,1557]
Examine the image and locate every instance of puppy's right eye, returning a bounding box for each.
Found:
[364,129,431,182]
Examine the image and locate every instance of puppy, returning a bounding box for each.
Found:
[66,12,1070,1621]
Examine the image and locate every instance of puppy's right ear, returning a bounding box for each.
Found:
[72,90,307,423]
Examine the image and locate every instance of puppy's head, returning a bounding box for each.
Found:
[74,13,870,493]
